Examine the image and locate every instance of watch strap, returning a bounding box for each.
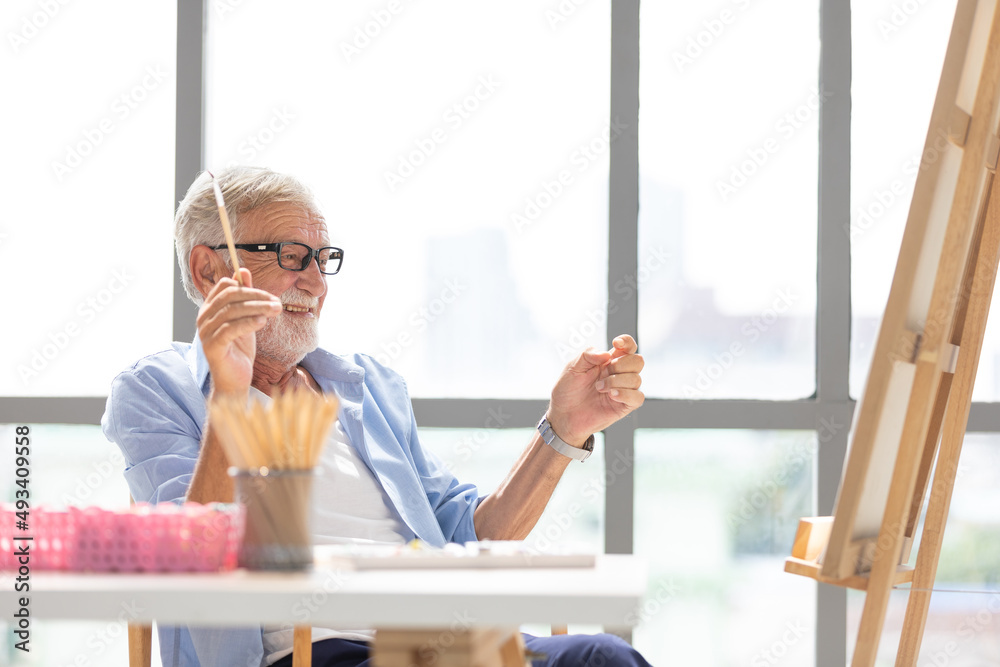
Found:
[537,415,594,462]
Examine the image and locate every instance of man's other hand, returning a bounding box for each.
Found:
[547,334,644,447]
[196,267,281,397]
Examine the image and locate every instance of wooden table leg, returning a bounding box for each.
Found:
[127,623,152,667]
[293,626,312,667]
[499,630,528,667]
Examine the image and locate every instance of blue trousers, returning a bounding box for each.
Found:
[272,633,653,666]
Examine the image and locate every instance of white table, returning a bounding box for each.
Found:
[2,555,647,629]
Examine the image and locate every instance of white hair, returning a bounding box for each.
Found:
[174,166,321,305]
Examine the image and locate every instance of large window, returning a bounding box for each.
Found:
[639,1,819,400]
[0,0,176,397]
[205,0,611,398]
[5,2,1000,666]
[634,429,817,667]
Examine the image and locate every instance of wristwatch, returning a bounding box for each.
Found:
[537,415,595,462]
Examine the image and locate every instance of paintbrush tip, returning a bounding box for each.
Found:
[207,170,215,179]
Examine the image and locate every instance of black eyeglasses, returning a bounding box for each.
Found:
[211,242,344,275]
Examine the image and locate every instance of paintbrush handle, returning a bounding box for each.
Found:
[208,172,243,286]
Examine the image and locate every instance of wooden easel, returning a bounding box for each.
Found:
[785,1,1000,665]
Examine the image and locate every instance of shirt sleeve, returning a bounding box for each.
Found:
[101,360,205,504]
[398,378,485,544]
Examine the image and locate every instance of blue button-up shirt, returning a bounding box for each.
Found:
[102,338,482,667]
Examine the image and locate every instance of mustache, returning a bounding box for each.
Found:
[280,291,320,309]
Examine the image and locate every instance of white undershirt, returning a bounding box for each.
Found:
[248,388,410,665]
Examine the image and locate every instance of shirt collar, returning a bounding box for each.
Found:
[185,336,211,395]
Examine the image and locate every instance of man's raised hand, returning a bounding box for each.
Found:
[546,334,645,447]
[196,268,281,397]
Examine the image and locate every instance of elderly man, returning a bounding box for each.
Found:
[103,166,650,667]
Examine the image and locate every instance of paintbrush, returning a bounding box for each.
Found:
[207,170,243,286]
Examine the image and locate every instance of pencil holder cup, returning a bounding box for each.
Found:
[230,467,314,571]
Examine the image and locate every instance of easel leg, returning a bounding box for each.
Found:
[895,176,1000,666]
[851,369,938,667]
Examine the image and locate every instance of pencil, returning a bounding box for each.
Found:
[208,389,339,471]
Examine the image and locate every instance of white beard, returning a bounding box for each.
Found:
[255,290,320,367]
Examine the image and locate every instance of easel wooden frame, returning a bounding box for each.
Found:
[785,0,1000,665]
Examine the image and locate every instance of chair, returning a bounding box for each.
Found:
[127,495,154,667]
[127,622,152,667]
[126,624,314,667]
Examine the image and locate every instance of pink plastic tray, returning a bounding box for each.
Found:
[0,503,244,573]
